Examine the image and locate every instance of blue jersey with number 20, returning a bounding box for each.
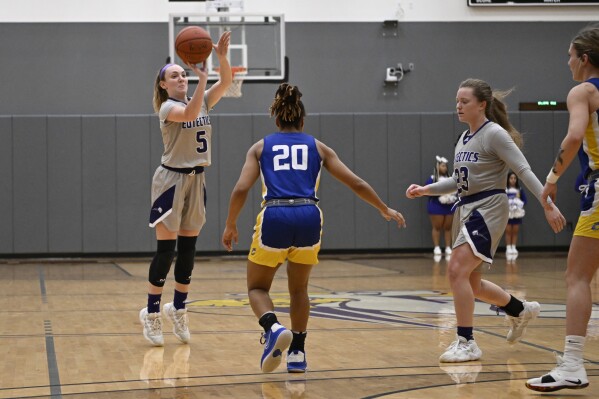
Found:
[260,132,323,202]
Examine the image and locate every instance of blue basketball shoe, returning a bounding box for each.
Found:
[260,323,292,373]
[287,350,307,373]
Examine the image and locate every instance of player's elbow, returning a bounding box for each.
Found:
[349,178,370,194]
[231,183,251,198]
[221,76,233,89]
[564,132,584,148]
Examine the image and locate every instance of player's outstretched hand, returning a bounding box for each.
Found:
[406,184,426,199]
[381,208,406,228]
[213,31,231,58]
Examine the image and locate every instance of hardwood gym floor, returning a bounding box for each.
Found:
[0,252,597,398]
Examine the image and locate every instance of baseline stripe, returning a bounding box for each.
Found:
[44,320,62,398]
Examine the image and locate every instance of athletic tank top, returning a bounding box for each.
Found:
[580,78,599,176]
[260,132,323,202]
[158,98,212,168]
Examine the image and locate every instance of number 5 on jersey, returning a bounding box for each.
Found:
[196,130,208,154]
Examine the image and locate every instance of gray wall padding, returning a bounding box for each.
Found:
[0,112,580,255]
[0,21,591,115]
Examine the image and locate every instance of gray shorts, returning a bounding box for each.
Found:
[149,166,207,232]
[452,193,509,266]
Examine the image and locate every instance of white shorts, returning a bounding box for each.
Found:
[149,166,207,232]
[452,192,509,265]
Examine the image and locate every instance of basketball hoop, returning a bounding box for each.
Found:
[215,66,247,98]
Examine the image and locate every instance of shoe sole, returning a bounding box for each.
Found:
[439,356,481,363]
[439,350,482,363]
[525,382,589,392]
[142,331,163,346]
[261,330,293,373]
[287,367,307,373]
[170,327,189,343]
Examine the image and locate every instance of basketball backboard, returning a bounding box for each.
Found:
[169,13,286,83]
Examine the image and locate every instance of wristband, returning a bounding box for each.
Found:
[546,170,559,184]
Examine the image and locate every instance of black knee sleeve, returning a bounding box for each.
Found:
[174,235,197,285]
[148,239,176,287]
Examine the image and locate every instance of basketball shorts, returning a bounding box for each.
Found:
[248,204,323,267]
[507,217,523,225]
[427,198,455,215]
[149,166,207,232]
[574,177,599,239]
[452,193,509,266]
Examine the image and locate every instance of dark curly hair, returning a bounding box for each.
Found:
[269,83,306,130]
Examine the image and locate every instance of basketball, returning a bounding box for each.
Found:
[175,26,213,65]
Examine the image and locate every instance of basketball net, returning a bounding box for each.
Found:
[216,66,246,98]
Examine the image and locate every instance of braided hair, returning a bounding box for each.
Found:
[269,83,306,130]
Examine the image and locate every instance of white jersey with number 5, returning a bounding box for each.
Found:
[159,98,212,168]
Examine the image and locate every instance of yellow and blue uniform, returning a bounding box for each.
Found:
[574,78,599,239]
[249,132,324,267]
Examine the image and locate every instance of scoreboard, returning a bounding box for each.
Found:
[469,0,599,5]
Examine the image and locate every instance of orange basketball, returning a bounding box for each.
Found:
[175,26,213,65]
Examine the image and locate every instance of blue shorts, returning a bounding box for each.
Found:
[249,204,323,267]
[427,197,454,215]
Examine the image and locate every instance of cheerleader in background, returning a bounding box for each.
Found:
[425,156,457,258]
[505,171,527,258]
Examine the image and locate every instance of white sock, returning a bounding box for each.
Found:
[563,335,585,364]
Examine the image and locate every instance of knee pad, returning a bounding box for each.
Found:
[148,239,176,287]
[174,236,197,285]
